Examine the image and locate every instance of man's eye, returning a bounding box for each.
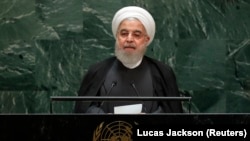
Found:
[133,33,141,37]
[120,33,129,36]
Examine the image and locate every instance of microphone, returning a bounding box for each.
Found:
[99,81,117,107]
[131,82,139,97]
[130,82,147,113]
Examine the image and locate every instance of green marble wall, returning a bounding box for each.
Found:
[0,0,250,113]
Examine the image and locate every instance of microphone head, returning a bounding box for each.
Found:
[112,81,117,86]
[130,81,136,88]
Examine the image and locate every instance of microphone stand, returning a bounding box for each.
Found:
[131,82,147,113]
[99,81,117,107]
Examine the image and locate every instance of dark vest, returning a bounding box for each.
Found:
[99,59,158,113]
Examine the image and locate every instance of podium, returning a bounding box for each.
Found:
[2,96,237,140]
[0,114,249,140]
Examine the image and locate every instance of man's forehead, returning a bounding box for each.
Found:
[118,19,146,32]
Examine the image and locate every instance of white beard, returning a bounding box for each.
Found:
[115,42,147,69]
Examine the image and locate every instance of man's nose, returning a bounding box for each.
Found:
[126,33,134,42]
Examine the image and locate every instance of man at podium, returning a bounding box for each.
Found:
[74,6,183,114]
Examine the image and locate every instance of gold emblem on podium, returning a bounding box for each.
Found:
[93,121,133,141]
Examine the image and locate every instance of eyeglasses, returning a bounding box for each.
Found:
[118,30,147,40]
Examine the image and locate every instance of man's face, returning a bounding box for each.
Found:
[115,19,150,65]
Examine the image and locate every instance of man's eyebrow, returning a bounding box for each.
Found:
[120,29,143,33]
[120,29,128,32]
[133,30,143,33]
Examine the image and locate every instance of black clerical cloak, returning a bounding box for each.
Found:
[74,56,183,113]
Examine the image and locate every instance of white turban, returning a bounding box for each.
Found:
[112,6,156,46]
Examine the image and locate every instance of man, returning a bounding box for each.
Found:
[74,6,183,113]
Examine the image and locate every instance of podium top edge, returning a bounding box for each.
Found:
[50,96,192,101]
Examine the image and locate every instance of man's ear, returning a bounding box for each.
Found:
[145,36,150,43]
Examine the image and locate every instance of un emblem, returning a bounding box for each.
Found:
[93,121,133,141]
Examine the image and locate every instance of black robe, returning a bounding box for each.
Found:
[74,56,183,113]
